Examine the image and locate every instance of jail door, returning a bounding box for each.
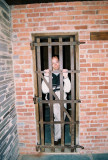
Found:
[32,34,84,152]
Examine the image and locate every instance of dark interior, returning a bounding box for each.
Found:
[5,0,98,5]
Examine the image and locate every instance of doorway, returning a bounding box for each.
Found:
[32,33,81,152]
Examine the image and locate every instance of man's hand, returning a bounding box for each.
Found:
[44,69,49,77]
[63,69,68,78]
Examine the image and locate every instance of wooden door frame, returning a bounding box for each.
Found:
[31,32,80,150]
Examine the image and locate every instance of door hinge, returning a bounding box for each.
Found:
[30,42,35,50]
[75,41,85,45]
[33,95,42,104]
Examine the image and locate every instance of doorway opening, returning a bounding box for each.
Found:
[32,33,82,152]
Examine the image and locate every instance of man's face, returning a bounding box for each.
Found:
[52,57,60,70]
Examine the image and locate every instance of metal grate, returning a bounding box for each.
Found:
[33,35,84,152]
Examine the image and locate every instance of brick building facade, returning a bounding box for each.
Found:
[1,0,108,156]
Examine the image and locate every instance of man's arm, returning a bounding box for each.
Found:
[63,77,71,93]
[42,69,50,94]
[63,69,71,93]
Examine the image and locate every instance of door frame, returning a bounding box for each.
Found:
[31,32,80,151]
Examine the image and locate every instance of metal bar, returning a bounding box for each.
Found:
[38,121,79,124]
[37,38,45,151]
[32,41,85,47]
[48,38,55,152]
[35,45,40,144]
[39,73,72,121]
[70,37,75,150]
[36,100,81,103]
[75,33,80,149]
[59,37,64,151]
[36,144,84,150]
[40,73,59,100]
[35,70,80,73]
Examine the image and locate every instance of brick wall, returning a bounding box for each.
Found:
[11,1,108,154]
[0,0,19,159]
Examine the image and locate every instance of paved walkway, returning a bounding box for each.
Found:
[18,153,108,160]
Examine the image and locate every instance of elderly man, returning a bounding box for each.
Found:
[42,56,71,145]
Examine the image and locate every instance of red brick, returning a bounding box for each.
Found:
[75,5,88,10]
[74,15,88,20]
[92,63,104,67]
[68,21,81,25]
[90,124,102,127]
[17,33,30,37]
[87,77,100,81]
[80,44,92,49]
[21,74,32,78]
[86,112,96,116]
[67,10,82,15]
[103,99,108,102]
[33,17,46,22]
[19,28,33,32]
[75,25,87,30]
[80,59,86,63]
[103,15,108,19]
[54,2,67,6]
[98,95,108,98]
[16,92,26,95]
[14,5,27,9]
[99,86,108,90]
[24,113,33,116]
[40,22,53,26]
[81,100,91,103]
[47,7,60,12]
[12,19,19,23]
[41,3,53,7]
[27,4,40,8]
[34,8,46,12]
[60,26,74,30]
[82,1,96,5]
[96,20,108,24]
[13,24,25,28]
[40,12,53,17]
[27,13,39,17]
[17,109,27,112]
[87,128,97,132]
[19,55,31,59]
[88,68,98,72]
[98,10,108,14]
[99,68,108,71]
[16,83,25,87]
[25,100,33,104]
[87,95,97,99]
[16,96,22,99]
[47,26,60,30]
[83,11,96,14]
[15,60,24,64]
[12,14,26,19]
[55,21,68,25]
[92,91,103,95]
[20,9,34,13]
[87,86,98,90]
[27,23,39,27]
[80,64,91,67]
[89,6,101,10]
[14,70,24,74]
[97,103,107,107]
[89,25,101,29]
[68,2,82,6]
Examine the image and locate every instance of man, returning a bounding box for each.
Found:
[42,56,71,145]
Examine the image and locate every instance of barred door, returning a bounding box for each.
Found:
[32,34,84,152]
